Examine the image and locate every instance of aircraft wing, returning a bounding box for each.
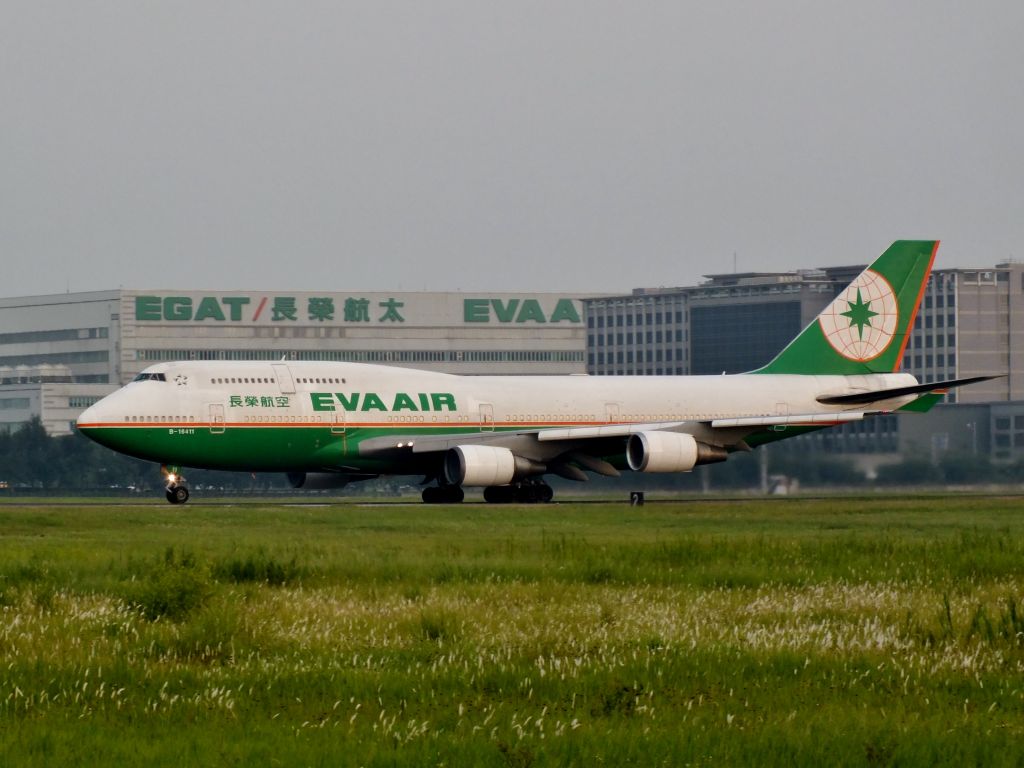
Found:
[357,412,870,458]
[708,412,866,428]
[355,410,888,482]
[355,425,672,457]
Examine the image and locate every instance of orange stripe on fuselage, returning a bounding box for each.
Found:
[75,423,618,430]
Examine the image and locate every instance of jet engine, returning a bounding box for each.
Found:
[444,445,545,487]
[626,431,727,472]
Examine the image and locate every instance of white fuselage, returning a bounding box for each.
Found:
[79,361,918,432]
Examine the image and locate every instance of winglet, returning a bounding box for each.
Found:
[754,240,938,375]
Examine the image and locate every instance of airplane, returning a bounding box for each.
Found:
[77,241,995,504]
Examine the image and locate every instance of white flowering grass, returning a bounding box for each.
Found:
[0,496,1023,765]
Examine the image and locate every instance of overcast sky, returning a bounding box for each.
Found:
[1,1,1021,297]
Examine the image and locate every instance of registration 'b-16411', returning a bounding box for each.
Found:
[78,241,996,504]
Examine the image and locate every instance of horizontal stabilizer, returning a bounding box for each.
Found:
[816,375,1001,406]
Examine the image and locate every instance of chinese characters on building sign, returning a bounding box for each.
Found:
[134,295,580,324]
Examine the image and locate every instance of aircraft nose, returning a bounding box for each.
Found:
[76,393,126,452]
[77,403,97,426]
[77,394,117,432]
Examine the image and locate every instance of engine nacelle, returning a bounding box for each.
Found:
[444,445,544,487]
[626,431,727,473]
[287,472,361,490]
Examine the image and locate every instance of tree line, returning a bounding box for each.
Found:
[0,417,1019,493]
[0,418,270,492]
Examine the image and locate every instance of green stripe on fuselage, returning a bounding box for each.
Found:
[79,424,521,473]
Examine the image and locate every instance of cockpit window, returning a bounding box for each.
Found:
[133,372,167,382]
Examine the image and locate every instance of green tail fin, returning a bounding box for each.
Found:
[754,240,938,375]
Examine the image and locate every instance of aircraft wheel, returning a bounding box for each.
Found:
[422,486,464,504]
[485,483,553,504]
[484,485,514,504]
[515,482,553,504]
[165,485,189,505]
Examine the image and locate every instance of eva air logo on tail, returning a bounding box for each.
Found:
[818,270,899,362]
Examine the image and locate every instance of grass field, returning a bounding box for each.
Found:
[1,495,1023,766]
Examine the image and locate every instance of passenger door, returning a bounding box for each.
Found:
[208,403,225,435]
[479,403,495,432]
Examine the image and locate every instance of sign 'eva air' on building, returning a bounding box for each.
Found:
[463,298,580,323]
[133,295,583,324]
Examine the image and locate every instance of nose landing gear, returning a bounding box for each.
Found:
[165,484,190,505]
[162,465,190,505]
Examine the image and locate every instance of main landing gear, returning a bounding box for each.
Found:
[162,465,190,505]
[483,480,554,504]
[421,485,465,504]
[419,481,554,504]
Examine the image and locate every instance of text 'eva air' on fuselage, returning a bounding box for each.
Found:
[310,392,457,412]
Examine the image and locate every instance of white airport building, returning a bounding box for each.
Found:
[0,289,591,435]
